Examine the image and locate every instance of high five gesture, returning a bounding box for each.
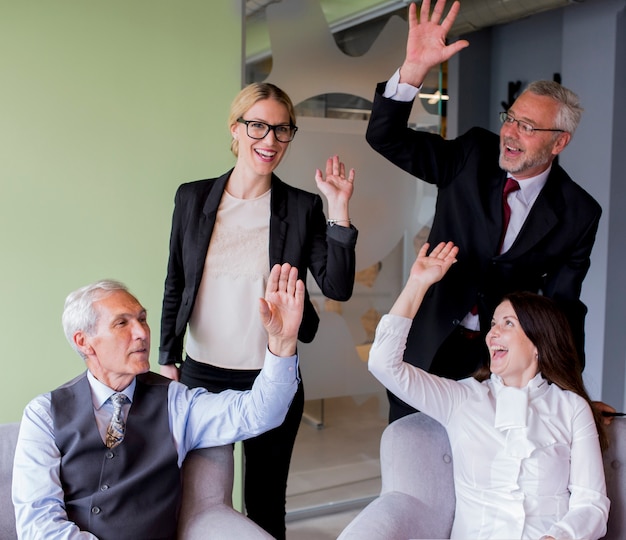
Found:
[399,0,469,87]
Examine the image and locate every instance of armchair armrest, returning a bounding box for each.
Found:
[177,445,273,540]
[339,413,455,540]
[339,491,447,540]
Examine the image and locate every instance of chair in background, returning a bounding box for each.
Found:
[0,423,19,540]
[603,415,626,539]
[338,412,626,540]
[0,422,272,540]
[177,444,273,539]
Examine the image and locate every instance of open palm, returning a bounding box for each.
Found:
[259,263,305,356]
[409,241,459,288]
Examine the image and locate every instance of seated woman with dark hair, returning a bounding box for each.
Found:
[368,241,609,540]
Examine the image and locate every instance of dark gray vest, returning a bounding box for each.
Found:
[51,371,181,540]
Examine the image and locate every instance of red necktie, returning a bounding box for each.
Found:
[470,178,521,317]
[499,177,520,252]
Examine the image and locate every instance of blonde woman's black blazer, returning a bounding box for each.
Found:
[159,170,358,366]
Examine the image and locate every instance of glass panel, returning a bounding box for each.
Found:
[244,0,446,526]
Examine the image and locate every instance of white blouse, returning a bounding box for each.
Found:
[369,314,610,540]
[187,189,270,370]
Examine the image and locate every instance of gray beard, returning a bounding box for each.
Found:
[499,144,554,176]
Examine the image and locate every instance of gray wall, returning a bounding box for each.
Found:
[603,3,626,412]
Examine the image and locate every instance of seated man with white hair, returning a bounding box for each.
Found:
[12,263,303,540]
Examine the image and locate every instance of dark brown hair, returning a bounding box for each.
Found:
[475,291,607,450]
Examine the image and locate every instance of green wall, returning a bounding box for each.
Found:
[0,1,242,423]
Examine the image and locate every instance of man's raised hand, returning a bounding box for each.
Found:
[260,263,305,357]
[400,0,469,87]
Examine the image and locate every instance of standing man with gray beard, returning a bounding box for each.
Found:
[366,0,608,421]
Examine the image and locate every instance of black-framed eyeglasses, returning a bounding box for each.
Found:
[499,112,565,136]
[237,118,298,143]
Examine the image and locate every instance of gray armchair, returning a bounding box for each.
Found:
[0,423,18,540]
[0,422,272,540]
[339,412,626,540]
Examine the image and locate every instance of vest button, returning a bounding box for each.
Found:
[101,484,109,491]
[91,506,101,514]
[105,451,114,459]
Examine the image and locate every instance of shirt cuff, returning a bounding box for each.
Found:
[382,68,421,102]
[158,349,180,365]
[327,221,358,245]
[262,347,299,384]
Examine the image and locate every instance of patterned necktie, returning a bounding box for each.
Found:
[499,177,520,252]
[106,393,127,449]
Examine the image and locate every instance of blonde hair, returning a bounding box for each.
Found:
[228,82,296,157]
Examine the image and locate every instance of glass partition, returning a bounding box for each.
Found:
[244,0,446,522]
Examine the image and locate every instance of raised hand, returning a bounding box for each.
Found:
[390,241,459,319]
[315,155,355,227]
[400,0,469,87]
[409,241,459,288]
[259,263,305,357]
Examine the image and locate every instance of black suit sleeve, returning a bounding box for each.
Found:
[159,185,189,365]
[366,82,468,188]
[280,187,358,343]
[306,193,357,302]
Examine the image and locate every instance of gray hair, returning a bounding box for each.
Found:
[62,279,129,358]
[523,80,584,135]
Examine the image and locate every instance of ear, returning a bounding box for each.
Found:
[230,123,239,140]
[552,132,571,156]
[74,330,94,357]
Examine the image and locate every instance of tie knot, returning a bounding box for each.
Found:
[110,393,127,410]
[504,177,520,197]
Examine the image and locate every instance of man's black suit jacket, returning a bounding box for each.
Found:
[159,170,358,366]
[366,83,601,371]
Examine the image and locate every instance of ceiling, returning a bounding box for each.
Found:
[246,0,582,37]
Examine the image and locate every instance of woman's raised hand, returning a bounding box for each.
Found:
[315,155,355,226]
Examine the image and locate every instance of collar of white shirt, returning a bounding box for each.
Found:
[492,372,547,431]
[508,165,551,206]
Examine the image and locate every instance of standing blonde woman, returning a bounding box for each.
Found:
[159,82,358,539]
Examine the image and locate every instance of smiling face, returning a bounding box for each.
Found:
[486,300,539,387]
[499,91,570,180]
[74,290,151,390]
[231,98,292,179]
